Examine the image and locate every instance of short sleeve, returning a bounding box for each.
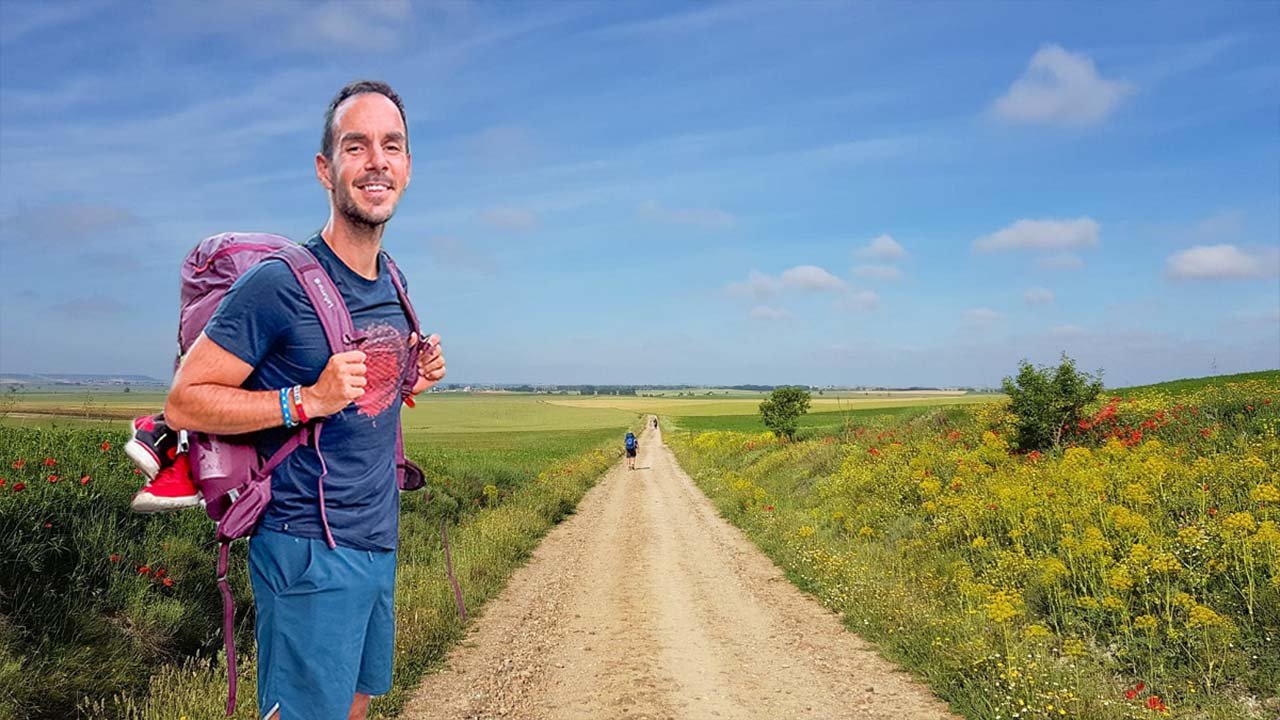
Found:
[203,260,300,368]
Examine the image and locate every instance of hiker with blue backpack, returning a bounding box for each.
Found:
[134,80,444,720]
[625,430,639,469]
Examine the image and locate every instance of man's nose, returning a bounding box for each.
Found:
[365,144,389,171]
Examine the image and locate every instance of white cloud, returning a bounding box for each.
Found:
[855,234,906,261]
[727,270,783,301]
[853,264,903,280]
[1024,288,1055,305]
[750,305,791,322]
[1165,244,1280,280]
[478,207,538,232]
[992,44,1133,127]
[780,265,847,292]
[975,218,1099,252]
[839,290,879,312]
[639,200,736,230]
[1050,324,1086,338]
[1037,253,1085,270]
[963,308,1004,326]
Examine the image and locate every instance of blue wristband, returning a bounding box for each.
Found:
[279,388,295,428]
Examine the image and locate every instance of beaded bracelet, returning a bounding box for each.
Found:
[279,387,296,428]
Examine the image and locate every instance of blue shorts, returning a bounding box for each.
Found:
[249,529,397,720]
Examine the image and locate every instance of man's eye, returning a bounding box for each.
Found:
[385,144,402,153]
[346,145,363,154]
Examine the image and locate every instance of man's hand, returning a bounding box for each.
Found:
[304,350,367,418]
[409,332,445,395]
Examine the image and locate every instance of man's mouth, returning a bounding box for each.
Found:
[355,180,394,198]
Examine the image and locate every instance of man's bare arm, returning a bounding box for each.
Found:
[165,332,368,434]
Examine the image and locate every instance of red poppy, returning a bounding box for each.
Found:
[43,458,57,467]
[43,522,52,529]
[154,568,167,578]
[1078,419,1092,430]
[1199,428,1212,438]
[80,475,91,485]
[162,577,174,588]
[1027,450,1041,462]
[0,478,5,488]
[764,505,774,512]
[137,565,151,576]
[868,447,881,457]
[1247,405,1255,412]
[109,553,120,563]
[132,468,142,475]
[12,482,25,493]
[47,475,59,483]
[11,460,24,469]
[1146,695,1164,711]
[1208,507,1218,516]
[100,441,111,452]
[987,503,998,510]
[1125,689,1138,700]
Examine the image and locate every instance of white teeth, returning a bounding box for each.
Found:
[363,184,387,191]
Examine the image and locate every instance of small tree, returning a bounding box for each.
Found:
[759,386,811,440]
[1001,354,1103,451]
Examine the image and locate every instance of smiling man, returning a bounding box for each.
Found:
[166,80,444,720]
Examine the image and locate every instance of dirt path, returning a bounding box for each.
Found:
[401,421,958,720]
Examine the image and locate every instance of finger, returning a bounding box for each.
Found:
[350,376,368,388]
[408,332,418,347]
[420,355,445,372]
[347,362,367,376]
[335,350,366,363]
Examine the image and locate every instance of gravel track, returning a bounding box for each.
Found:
[402,421,958,720]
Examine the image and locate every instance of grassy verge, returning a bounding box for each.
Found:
[667,375,1279,720]
[2,418,632,719]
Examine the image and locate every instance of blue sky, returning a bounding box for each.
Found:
[1,1,1277,387]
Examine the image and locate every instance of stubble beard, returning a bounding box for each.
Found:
[333,173,397,233]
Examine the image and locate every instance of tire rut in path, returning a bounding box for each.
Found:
[400,422,959,720]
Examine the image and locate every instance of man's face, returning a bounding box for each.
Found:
[317,93,411,229]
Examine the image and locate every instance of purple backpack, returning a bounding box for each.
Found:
[177,232,464,715]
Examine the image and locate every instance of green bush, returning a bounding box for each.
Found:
[758,387,811,440]
[1001,354,1102,451]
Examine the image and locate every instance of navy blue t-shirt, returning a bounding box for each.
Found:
[204,234,411,551]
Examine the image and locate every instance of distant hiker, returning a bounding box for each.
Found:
[652,417,658,429]
[158,81,444,720]
[625,430,638,469]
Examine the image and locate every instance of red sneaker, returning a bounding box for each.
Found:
[124,414,179,480]
[131,453,200,513]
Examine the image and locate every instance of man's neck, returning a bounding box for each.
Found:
[320,216,383,280]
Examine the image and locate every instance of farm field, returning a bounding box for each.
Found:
[547,392,998,416]
[668,371,1280,720]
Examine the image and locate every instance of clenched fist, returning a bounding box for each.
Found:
[304,350,367,418]
[409,332,446,395]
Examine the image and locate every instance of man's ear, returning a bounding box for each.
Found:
[315,152,334,191]
[404,152,412,189]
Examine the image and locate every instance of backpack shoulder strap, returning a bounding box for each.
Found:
[272,244,361,353]
[380,250,420,337]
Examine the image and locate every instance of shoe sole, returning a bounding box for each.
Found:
[131,489,201,514]
[124,440,161,480]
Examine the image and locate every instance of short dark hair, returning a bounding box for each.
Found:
[321,80,408,160]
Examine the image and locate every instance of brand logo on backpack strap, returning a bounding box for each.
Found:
[310,276,336,309]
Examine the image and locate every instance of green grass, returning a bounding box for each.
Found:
[668,372,1280,720]
[0,394,639,719]
[669,404,944,434]
[1112,369,1280,395]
